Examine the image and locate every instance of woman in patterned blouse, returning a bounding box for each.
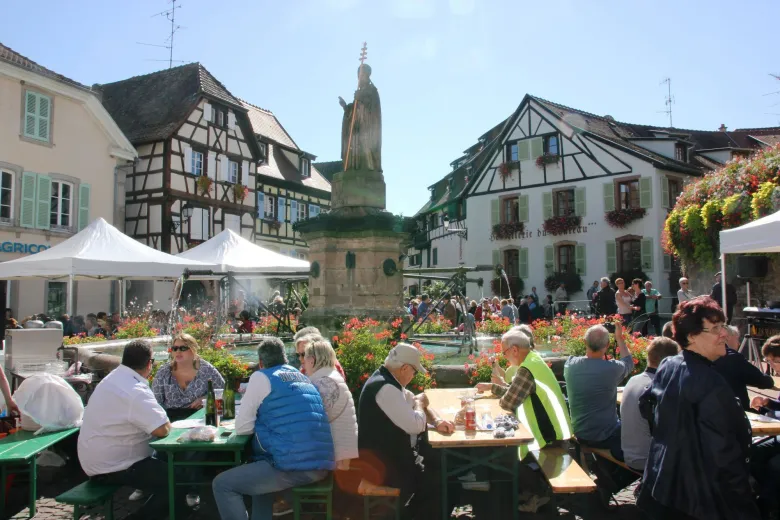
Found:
[152,333,224,419]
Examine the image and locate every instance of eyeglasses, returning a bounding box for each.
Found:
[763,357,780,365]
[701,324,726,335]
[296,352,306,359]
[171,345,190,352]
[405,364,419,375]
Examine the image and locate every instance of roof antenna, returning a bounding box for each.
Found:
[659,77,674,128]
[136,0,186,69]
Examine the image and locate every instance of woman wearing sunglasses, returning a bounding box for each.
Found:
[151,333,225,420]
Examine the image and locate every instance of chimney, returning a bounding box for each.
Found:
[718,124,727,132]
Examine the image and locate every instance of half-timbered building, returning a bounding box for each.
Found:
[408,94,780,309]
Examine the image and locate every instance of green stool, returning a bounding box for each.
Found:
[55,480,120,520]
[358,480,401,520]
[292,473,333,520]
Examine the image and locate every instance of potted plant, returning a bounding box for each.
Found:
[232,183,249,203]
[265,219,281,231]
[605,207,647,228]
[536,154,561,168]
[491,221,525,240]
[498,162,520,182]
[196,175,213,196]
[543,215,582,236]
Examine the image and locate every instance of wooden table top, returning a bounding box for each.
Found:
[149,408,251,452]
[424,388,534,448]
[0,427,79,463]
[747,411,780,436]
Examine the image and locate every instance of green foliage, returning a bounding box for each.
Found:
[63,334,108,345]
[544,272,583,295]
[113,318,158,339]
[465,341,510,384]
[416,314,453,334]
[477,315,513,335]
[490,276,524,298]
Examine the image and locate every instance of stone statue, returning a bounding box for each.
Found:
[339,63,382,172]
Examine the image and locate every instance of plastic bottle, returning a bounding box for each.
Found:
[464,399,477,432]
[481,412,494,430]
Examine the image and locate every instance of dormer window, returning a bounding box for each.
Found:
[300,158,310,178]
[674,143,687,162]
[258,143,267,164]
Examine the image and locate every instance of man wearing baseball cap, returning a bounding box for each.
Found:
[357,343,454,518]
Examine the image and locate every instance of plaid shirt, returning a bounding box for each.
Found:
[491,367,536,413]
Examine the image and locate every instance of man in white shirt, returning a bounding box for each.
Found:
[78,340,174,519]
[357,343,455,519]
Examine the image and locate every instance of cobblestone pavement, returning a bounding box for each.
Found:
[5,463,641,520]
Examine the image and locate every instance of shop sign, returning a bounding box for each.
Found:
[0,242,50,255]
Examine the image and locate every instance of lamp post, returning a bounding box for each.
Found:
[443,213,467,239]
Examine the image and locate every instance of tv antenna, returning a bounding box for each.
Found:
[659,77,674,127]
[136,0,185,69]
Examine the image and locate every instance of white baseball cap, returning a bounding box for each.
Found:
[386,343,427,374]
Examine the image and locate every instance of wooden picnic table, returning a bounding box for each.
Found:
[425,388,534,520]
[149,408,251,520]
[0,427,79,518]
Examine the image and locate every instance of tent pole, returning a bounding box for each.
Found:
[120,279,126,316]
[721,254,728,321]
[67,274,75,316]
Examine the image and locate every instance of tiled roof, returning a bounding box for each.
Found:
[312,161,342,182]
[97,63,245,143]
[240,100,298,149]
[0,42,92,91]
[257,143,331,193]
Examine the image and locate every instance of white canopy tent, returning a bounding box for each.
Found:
[0,218,211,313]
[176,228,310,275]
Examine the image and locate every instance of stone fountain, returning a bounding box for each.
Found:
[297,50,411,334]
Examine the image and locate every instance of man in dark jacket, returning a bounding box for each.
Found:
[595,277,617,316]
[517,296,532,324]
[710,271,738,324]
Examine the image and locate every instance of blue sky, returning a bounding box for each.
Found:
[4,0,779,216]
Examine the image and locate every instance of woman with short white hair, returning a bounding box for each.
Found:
[303,339,358,469]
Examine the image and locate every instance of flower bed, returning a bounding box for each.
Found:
[465,341,510,384]
[542,215,582,235]
[491,222,525,240]
[113,317,159,339]
[477,315,512,335]
[63,333,108,345]
[416,315,452,334]
[605,207,646,228]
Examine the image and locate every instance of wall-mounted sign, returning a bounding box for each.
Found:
[0,242,50,254]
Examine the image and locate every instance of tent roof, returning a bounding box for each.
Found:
[0,218,210,280]
[176,229,310,274]
[720,209,780,254]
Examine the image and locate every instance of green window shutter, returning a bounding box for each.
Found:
[78,183,91,231]
[575,244,586,275]
[661,176,670,209]
[518,140,531,161]
[24,92,37,139]
[19,172,37,228]
[575,187,586,217]
[639,177,653,209]
[492,249,500,267]
[518,195,529,222]
[531,137,543,160]
[542,192,553,219]
[490,199,500,226]
[37,94,51,141]
[460,200,467,219]
[544,245,554,276]
[603,182,615,212]
[606,241,617,274]
[641,238,654,271]
[663,253,672,272]
[519,248,529,279]
[35,175,52,230]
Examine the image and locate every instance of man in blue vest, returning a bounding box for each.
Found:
[212,337,334,520]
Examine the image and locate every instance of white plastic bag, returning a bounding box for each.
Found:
[13,373,84,434]
[177,426,218,443]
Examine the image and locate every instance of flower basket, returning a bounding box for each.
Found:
[605,207,646,228]
[232,183,249,203]
[544,271,583,295]
[490,275,524,298]
[196,175,213,196]
[498,161,519,182]
[542,215,582,236]
[491,221,525,240]
[264,219,281,231]
[536,154,560,168]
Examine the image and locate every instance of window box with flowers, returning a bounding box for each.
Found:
[543,215,582,236]
[232,183,249,203]
[491,221,525,240]
[605,207,647,228]
[536,154,560,168]
[264,219,281,231]
[196,175,213,196]
[498,161,520,182]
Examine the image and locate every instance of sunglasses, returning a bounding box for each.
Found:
[171,345,190,352]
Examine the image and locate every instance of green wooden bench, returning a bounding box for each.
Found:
[56,480,120,520]
[292,473,333,520]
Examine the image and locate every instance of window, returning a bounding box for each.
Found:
[409,254,422,267]
[228,161,239,184]
[47,282,66,317]
[503,197,520,223]
[214,107,228,128]
[506,141,519,162]
[557,245,576,273]
[617,179,639,210]
[544,135,559,156]
[554,189,575,217]
[192,151,204,176]
[432,248,438,266]
[429,213,438,229]
[258,143,268,164]
[301,159,310,178]
[1,171,13,221]
[674,143,687,162]
[297,202,308,221]
[619,239,642,271]
[504,249,520,278]
[189,207,210,241]
[23,90,51,142]
[264,194,276,219]
[297,252,307,260]
[668,178,681,208]
[50,181,72,228]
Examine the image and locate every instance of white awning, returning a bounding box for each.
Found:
[720,209,780,254]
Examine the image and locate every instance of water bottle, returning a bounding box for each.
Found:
[481,412,495,430]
